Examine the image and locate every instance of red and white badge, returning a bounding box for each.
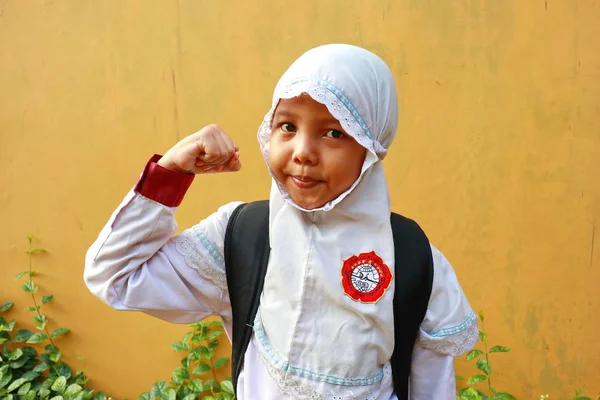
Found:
[341,251,393,303]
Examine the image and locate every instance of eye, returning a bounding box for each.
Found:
[325,129,344,139]
[280,123,296,133]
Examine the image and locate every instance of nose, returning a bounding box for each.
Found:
[292,133,318,166]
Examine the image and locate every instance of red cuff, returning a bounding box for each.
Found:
[134,154,195,207]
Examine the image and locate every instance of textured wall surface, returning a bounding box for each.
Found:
[1,1,599,398]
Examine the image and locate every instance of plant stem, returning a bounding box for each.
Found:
[28,240,55,347]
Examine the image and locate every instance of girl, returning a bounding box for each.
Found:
[85,44,478,399]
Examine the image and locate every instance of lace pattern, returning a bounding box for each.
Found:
[257,78,387,164]
[253,314,390,400]
[257,346,391,400]
[417,312,479,357]
[172,227,228,291]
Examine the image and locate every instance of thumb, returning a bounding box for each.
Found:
[225,152,241,172]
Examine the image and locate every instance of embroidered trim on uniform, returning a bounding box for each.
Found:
[429,311,477,338]
[253,315,384,386]
[191,225,225,268]
[340,251,393,304]
[172,229,228,291]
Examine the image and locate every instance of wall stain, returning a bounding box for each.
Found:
[590,219,596,269]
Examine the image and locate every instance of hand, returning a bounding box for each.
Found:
[157,125,242,174]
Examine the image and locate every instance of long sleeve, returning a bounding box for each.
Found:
[84,154,240,325]
[409,245,478,399]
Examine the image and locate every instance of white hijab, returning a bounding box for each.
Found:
[255,44,399,399]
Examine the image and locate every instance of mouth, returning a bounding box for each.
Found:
[290,175,322,189]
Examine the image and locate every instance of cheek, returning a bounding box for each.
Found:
[268,136,287,170]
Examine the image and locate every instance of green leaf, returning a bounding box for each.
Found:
[21,371,40,381]
[11,355,30,368]
[16,271,28,279]
[29,248,46,255]
[466,349,484,361]
[33,314,48,330]
[49,396,65,400]
[33,362,49,372]
[171,367,189,385]
[18,382,32,395]
[164,388,176,400]
[213,357,229,369]
[478,330,487,342]
[489,346,511,353]
[39,387,52,398]
[51,376,67,393]
[0,371,12,388]
[30,270,37,277]
[151,381,167,396]
[7,378,27,392]
[208,329,224,340]
[22,282,38,293]
[26,306,36,312]
[41,295,54,305]
[54,363,72,378]
[182,395,197,400]
[193,363,211,375]
[204,397,216,400]
[64,383,83,396]
[187,379,203,393]
[466,374,487,385]
[491,393,518,400]
[51,328,70,338]
[93,392,108,400]
[137,393,155,400]
[455,376,465,381]
[476,359,491,375]
[220,380,234,394]
[204,379,218,390]
[8,348,23,360]
[478,311,484,322]
[5,319,16,332]
[26,332,49,344]
[0,301,14,312]
[171,341,189,352]
[13,329,35,342]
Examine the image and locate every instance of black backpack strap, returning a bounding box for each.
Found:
[389,212,434,399]
[224,200,270,393]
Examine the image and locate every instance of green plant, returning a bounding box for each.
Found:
[456,311,516,400]
[139,320,235,400]
[572,389,600,400]
[0,237,109,400]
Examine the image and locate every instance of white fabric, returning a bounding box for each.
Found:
[255,44,399,398]
[84,192,476,399]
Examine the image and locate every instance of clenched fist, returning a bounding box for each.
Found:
[158,125,241,174]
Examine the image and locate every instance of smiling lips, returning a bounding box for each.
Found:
[291,175,323,189]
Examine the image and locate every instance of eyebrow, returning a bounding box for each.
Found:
[273,109,341,125]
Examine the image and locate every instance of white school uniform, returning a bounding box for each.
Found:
[84,44,478,399]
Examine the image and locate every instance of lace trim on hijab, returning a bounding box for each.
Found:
[172,226,228,291]
[416,311,479,357]
[257,78,387,164]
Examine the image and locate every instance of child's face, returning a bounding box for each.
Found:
[269,94,367,210]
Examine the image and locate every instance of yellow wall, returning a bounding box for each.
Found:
[1,1,599,398]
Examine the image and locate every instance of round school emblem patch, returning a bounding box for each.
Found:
[341,251,393,303]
